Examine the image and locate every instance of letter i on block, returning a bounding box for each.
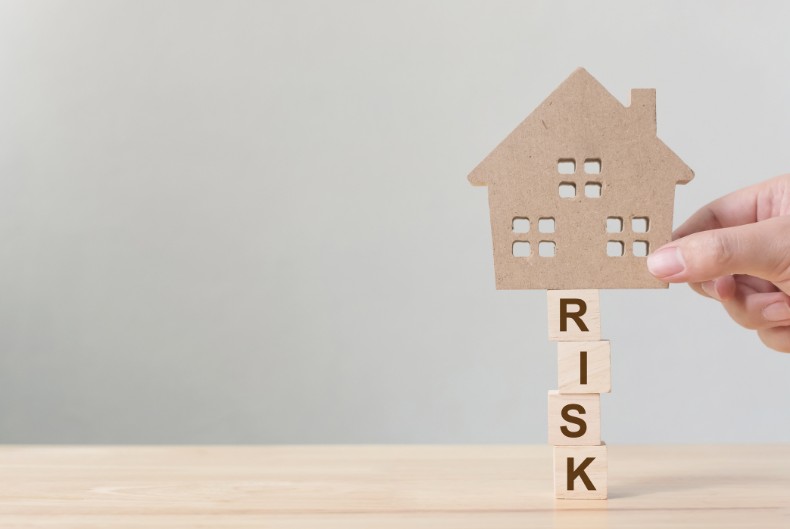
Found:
[547,290,601,341]
[554,444,607,499]
[558,341,611,394]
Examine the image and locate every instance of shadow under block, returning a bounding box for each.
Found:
[558,340,611,394]
[548,391,601,446]
[547,290,601,341]
[554,444,608,499]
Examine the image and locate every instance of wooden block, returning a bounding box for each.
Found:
[548,391,600,446]
[554,443,608,499]
[548,289,601,341]
[558,340,611,394]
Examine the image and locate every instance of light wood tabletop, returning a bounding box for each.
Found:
[0,444,788,528]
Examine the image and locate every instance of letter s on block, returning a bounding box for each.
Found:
[560,403,587,438]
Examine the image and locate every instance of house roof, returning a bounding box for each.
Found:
[467,68,694,187]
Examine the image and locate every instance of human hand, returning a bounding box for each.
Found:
[646,174,790,352]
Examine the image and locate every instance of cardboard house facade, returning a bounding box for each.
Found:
[469,68,693,289]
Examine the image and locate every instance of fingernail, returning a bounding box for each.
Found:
[701,280,720,301]
[647,247,686,278]
[762,302,790,322]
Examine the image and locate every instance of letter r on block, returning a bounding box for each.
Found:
[559,299,588,332]
[548,290,601,341]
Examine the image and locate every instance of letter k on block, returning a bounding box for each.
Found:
[554,444,608,499]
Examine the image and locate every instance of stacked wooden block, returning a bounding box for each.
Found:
[547,289,609,499]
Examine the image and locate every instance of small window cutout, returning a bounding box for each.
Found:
[607,240,624,257]
[633,240,649,257]
[512,241,531,257]
[538,217,555,233]
[559,183,576,198]
[584,159,601,174]
[632,217,649,233]
[606,217,623,233]
[539,241,556,257]
[512,217,530,233]
[585,182,602,198]
[557,159,575,174]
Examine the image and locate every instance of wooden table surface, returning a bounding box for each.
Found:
[1,444,789,528]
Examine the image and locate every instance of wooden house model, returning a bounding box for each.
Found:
[468,68,693,289]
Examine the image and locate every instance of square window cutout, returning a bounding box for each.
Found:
[584,159,601,174]
[512,217,530,233]
[559,183,576,198]
[632,217,649,233]
[607,240,624,257]
[585,182,602,198]
[606,217,623,233]
[539,241,556,257]
[633,240,649,257]
[512,241,531,257]
[538,217,555,233]
[558,159,575,174]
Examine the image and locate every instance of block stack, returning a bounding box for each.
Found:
[547,289,609,499]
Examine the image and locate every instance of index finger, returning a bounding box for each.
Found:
[672,175,783,239]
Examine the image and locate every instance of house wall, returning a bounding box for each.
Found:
[487,122,679,289]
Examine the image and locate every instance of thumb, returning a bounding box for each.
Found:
[647,216,790,285]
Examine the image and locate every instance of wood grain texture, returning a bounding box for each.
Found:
[558,340,611,393]
[1,445,790,528]
[547,289,601,341]
[548,390,601,445]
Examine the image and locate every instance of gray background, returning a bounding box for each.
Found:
[0,0,788,444]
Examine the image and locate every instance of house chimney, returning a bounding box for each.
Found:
[629,88,656,135]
